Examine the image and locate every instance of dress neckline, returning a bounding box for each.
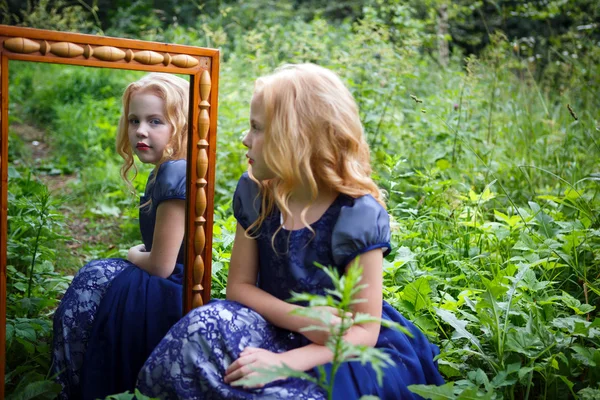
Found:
[277,194,342,232]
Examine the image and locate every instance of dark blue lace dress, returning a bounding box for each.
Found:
[137,173,444,399]
[52,160,187,400]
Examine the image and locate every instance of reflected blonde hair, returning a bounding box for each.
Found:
[115,73,189,189]
[247,64,384,239]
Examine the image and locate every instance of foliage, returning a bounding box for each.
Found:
[101,388,158,400]
[5,169,71,399]
[0,0,101,33]
[3,0,599,398]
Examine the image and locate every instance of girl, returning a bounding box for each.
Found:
[52,73,189,399]
[138,64,444,399]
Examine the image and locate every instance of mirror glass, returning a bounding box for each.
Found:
[5,60,190,393]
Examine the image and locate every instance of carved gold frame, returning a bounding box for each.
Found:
[0,25,219,394]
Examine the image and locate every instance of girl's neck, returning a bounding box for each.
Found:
[282,183,339,230]
[288,181,337,206]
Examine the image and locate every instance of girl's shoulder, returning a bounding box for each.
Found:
[337,193,388,222]
[156,159,187,179]
[232,172,261,229]
[151,159,187,203]
[331,193,391,266]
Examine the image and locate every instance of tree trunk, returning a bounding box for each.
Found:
[437,3,450,67]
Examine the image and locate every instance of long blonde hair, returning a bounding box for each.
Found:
[115,73,189,189]
[247,63,384,237]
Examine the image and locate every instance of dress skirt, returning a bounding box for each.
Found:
[137,299,443,400]
[52,258,183,399]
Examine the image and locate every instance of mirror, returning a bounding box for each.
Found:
[0,25,220,397]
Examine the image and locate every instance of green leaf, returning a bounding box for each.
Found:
[90,203,121,217]
[401,277,432,311]
[468,368,490,389]
[571,345,597,366]
[6,379,62,400]
[103,392,136,400]
[435,308,481,350]
[490,370,517,388]
[506,328,543,357]
[393,246,417,267]
[15,324,36,342]
[561,291,596,315]
[564,188,581,200]
[233,364,318,388]
[557,375,576,397]
[529,201,556,238]
[518,367,534,380]
[133,389,159,400]
[494,210,521,228]
[408,382,455,399]
[6,323,15,348]
[457,387,493,400]
[578,388,600,400]
[436,159,451,170]
[513,232,537,251]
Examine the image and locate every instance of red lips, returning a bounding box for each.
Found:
[137,142,151,149]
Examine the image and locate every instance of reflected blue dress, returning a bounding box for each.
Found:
[52,160,187,400]
[137,173,444,399]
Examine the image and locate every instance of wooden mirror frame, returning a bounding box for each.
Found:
[0,25,219,394]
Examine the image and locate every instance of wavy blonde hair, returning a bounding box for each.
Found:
[247,63,384,239]
[115,73,189,190]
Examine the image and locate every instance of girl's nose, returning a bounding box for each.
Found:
[136,124,148,137]
[241,131,250,148]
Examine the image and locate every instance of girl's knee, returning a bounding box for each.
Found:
[74,258,129,282]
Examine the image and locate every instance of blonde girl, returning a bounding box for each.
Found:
[52,73,189,399]
[139,64,444,399]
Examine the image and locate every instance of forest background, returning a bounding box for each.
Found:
[2,0,599,399]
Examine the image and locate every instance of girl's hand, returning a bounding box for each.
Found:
[127,244,146,263]
[224,347,290,388]
[299,306,352,346]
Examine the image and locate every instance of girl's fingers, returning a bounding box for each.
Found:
[225,364,247,383]
[226,353,253,375]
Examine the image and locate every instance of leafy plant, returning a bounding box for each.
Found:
[5,169,72,399]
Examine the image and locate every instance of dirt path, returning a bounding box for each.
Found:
[12,123,121,271]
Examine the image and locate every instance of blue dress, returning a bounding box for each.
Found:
[52,160,187,400]
[137,173,444,399]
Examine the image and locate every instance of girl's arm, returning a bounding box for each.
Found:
[227,223,333,335]
[127,199,185,278]
[225,249,384,383]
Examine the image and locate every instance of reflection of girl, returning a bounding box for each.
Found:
[138,64,444,399]
[52,73,189,399]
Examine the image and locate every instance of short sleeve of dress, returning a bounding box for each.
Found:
[233,172,261,230]
[332,195,392,267]
[152,159,186,207]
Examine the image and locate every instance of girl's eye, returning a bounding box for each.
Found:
[150,118,163,125]
[129,118,139,125]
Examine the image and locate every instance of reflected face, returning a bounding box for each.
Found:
[128,91,172,165]
[242,92,274,181]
